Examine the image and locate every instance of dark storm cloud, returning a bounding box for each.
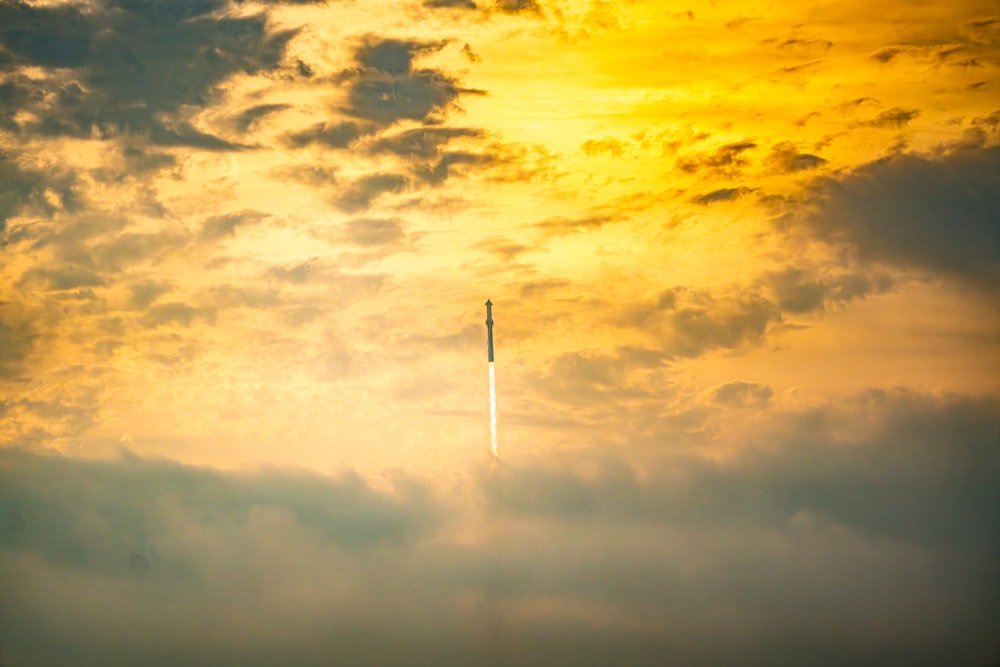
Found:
[1,389,997,667]
[796,146,1000,289]
[339,37,484,126]
[0,0,295,148]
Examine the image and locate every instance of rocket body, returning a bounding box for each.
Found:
[485,299,494,362]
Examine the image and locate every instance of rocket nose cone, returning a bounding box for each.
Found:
[486,299,492,306]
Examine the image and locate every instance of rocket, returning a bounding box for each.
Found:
[485,299,495,362]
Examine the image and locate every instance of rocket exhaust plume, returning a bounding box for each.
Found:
[486,300,497,460]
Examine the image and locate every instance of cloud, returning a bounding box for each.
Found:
[0,152,79,229]
[677,141,757,175]
[424,0,478,7]
[711,381,773,406]
[283,121,370,150]
[764,267,892,314]
[692,186,755,205]
[862,107,920,128]
[0,313,36,379]
[365,127,485,159]
[580,137,627,157]
[533,214,615,236]
[476,238,529,260]
[127,281,174,310]
[494,0,541,14]
[0,389,996,666]
[200,211,270,241]
[0,0,295,148]
[344,217,406,246]
[140,302,217,329]
[334,173,409,212]
[360,127,499,185]
[765,142,827,172]
[339,37,482,126]
[795,146,1000,289]
[18,266,105,291]
[233,104,291,133]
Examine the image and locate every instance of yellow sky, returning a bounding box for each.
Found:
[1,0,998,473]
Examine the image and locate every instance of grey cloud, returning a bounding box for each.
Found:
[265,261,384,302]
[692,186,754,205]
[0,0,295,149]
[339,37,482,126]
[677,141,757,175]
[476,238,529,260]
[765,142,827,172]
[871,46,905,63]
[200,211,269,240]
[344,217,406,246]
[494,0,541,14]
[711,380,773,406]
[779,38,833,51]
[863,107,920,128]
[271,164,339,188]
[140,302,216,328]
[0,315,35,379]
[362,127,499,185]
[128,280,173,309]
[1,389,996,666]
[233,103,291,133]
[765,267,892,314]
[283,121,370,149]
[424,0,477,8]
[365,127,484,159]
[533,213,614,236]
[617,287,781,360]
[796,146,1000,289]
[0,152,79,230]
[665,292,777,356]
[18,266,105,291]
[203,285,283,309]
[414,150,497,185]
[334,173,409,212]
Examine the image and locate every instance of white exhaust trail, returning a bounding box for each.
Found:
[489,361,498,460]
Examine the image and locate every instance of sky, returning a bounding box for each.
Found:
[0,0,999,664]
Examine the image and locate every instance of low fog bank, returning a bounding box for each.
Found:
[1,390,998,666]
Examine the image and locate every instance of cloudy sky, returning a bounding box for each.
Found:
[1,0,998,664]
